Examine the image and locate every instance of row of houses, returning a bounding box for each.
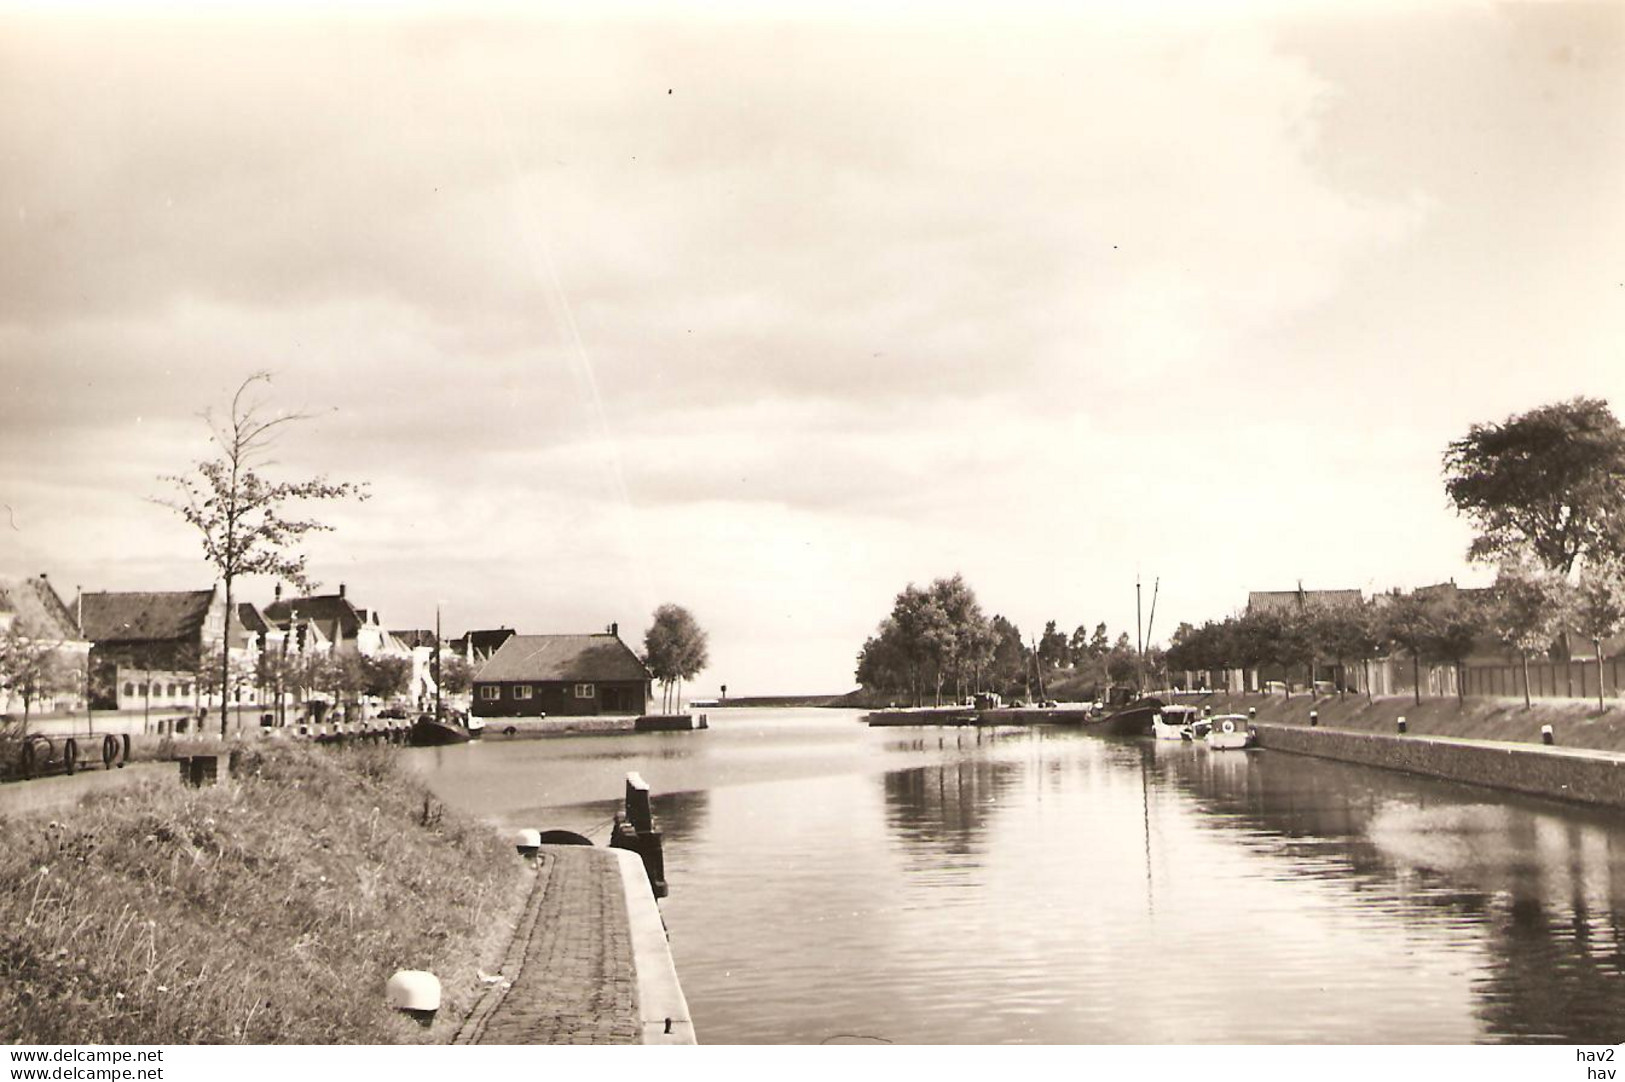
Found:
[1,572,655,723]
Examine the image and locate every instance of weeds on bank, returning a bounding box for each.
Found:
[0,743,525,1044]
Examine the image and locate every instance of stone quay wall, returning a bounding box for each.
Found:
[1253,723,1625,809]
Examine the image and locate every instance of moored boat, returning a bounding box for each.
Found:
[1092,695,1165,736]
[1151,704,1201,740]
[408,712,473,747]
[1204,714,1253,751]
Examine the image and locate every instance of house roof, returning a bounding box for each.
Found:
[237,603,272,636]
[476,634,651,684]
[81,589,217,643]
[264,594,364,639]
[1247,588,1364,613]
[0,574,81,641]
[390,629,438,649]
[456,628,517,658]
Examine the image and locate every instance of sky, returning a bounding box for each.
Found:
[2,2,1623,694]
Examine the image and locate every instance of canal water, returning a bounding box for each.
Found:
[404,707,1625,1044]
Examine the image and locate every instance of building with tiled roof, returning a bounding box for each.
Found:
[80,586,256,712]
[472,632,651,718]
[1247,587,1364,614]
[451,628,517,664]
[264,583,396,657]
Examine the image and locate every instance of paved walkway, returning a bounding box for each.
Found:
[456,846,641,1045]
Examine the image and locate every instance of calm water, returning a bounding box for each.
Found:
[405,707,1625,1044]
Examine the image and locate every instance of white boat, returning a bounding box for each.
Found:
[1151,705,1201,741]
[1204,714,1253,750]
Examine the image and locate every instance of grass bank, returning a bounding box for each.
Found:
[0,742,527,1044]
[1212,691,1625,753]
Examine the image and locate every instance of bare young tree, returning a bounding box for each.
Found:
[156,372,366,737]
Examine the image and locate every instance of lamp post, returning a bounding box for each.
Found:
[433,603,443,724]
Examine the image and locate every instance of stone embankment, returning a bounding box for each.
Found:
[1253,723,1625,810]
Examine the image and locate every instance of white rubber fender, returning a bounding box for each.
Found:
[1220,719,1236,734]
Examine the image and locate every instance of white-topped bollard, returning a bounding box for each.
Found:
[1542,724,1555,746]
[515,828,541,857]
[1397,715,1408,734]
[386,969,440,1026]
[1309,710,1318,728]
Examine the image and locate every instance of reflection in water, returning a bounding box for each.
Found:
[409,709,1625,1043]
[1144,744,1625,1043]
[882,757,1022,864]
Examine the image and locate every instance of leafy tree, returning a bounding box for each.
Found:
[1569,554,1625,711]
[643,604,709,713]
[1444,397,1625,575]
[1377,593,1440,706]
[1088,623,1110,659]
[1068,625,1091,666]
[1037,620,1070,673]
[1304,602,1380,701]
[0,619,71,727]
[156,371,366,736]
[1423,596,1487,706]
[988,615,1027,698]
[1105,632,1138,686]
[438,655,474,698]
[358,654,413,702]
[1486,560,1566,709]
[928,575,994,703]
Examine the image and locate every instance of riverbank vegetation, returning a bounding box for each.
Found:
[0,742,525,1043]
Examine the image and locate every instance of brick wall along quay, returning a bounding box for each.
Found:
[1253,723,1625,809]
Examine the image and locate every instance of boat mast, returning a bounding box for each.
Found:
[1135,577,1144,692]
[1144,577,1160,688]
[433,604,443,723]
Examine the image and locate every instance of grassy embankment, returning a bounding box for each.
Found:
[1208,690,1625,753]
[0,742,527,1044]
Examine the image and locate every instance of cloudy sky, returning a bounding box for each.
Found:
[3,2,1622,694]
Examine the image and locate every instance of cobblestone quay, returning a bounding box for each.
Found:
[457,846,640,1045]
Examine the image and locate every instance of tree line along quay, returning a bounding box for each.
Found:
[854,397,1625,743]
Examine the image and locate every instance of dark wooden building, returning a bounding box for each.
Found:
[472,633,651,718]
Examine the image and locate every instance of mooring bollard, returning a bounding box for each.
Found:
[514,828,541,857]
[610,772,667,898]
[1309,710,1318,728]
[625,772,653,833]
[1397,715,1408,734]
[1542,724,1555,745]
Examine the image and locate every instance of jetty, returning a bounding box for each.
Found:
[865,704,1099,727]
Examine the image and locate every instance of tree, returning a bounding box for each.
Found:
[1105,632,1138,686]
[1486,560,1566,709]
[1422,596,1487,706]
[1037,620,1070,673]
[643,604,709,713]
[157,372,366,736]
[0,619,70,728]
[1068,624,1091,667]
[438,655,475,698]
[358,654,413,702]
[1377,593,1439,706]
[1569,554,1625,711]
[1444,397,1625,576]
[1305,602,1380,701]
[1088,623,1110,659]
